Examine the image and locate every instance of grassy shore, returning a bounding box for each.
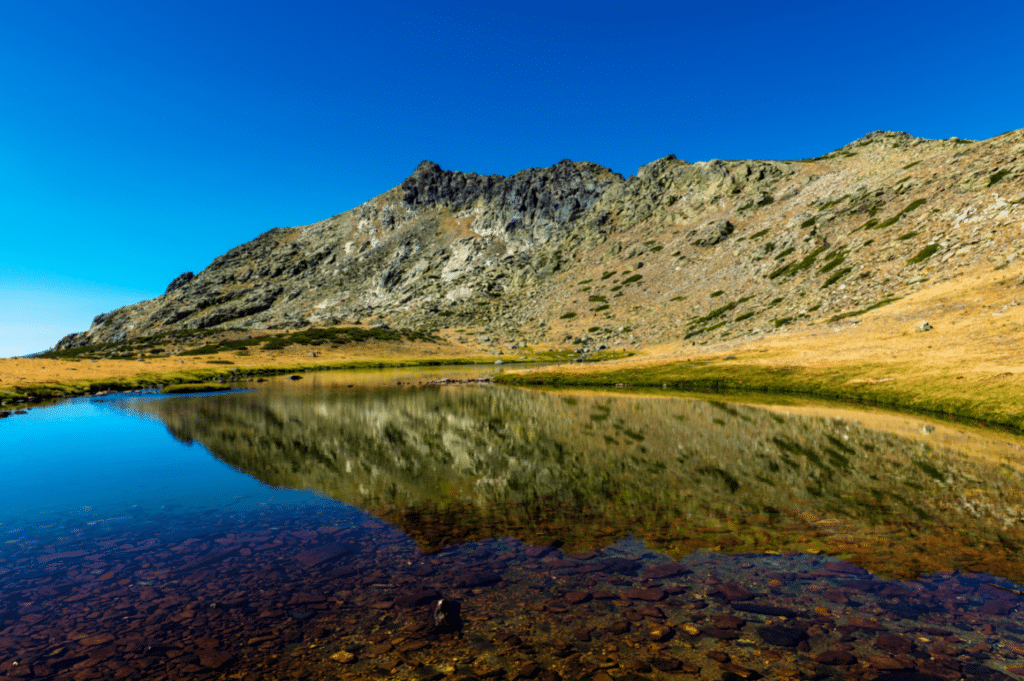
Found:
[497,266,1024,434]
[0,335,499,405]
[0,333,630,406]
[6,265,1024,434]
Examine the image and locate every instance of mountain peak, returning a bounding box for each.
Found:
[53,128,1024,357]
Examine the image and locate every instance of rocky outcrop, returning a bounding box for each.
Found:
[164,271,194,294]
[55,128,1024,352]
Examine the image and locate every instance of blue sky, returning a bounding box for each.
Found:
[2,0,1022,356]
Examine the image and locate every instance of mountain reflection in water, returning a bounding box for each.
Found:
[127,372,1024,583]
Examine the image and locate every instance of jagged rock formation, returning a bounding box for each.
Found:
[57,129,1024,352]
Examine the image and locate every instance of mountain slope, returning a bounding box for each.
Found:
[56,129,1024,354]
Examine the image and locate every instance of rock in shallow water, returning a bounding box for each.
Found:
[756,625,805,647]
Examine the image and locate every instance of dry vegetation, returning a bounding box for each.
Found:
[499,261,1024,431]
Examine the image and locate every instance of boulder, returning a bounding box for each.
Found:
[692,220,735,247]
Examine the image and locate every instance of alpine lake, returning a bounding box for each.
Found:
[3,365,1024,681]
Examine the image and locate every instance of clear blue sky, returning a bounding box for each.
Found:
[2,0,1022,356]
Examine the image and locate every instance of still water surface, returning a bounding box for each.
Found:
[3,366,1024,680]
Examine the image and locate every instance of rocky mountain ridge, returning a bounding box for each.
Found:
[57,129,1024,353]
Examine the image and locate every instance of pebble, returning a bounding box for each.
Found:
[648,625,673,642]
[564,591,591,604]
[2,495,1022,681]
[716,583,753,600]
[622,587,664,601]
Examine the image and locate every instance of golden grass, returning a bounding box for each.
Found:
[498,264,1024,431]
[0,338,495,403]
[7,263,1024,432]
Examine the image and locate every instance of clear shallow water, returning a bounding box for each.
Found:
[2,367,1024,681]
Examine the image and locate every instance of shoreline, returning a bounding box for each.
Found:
[7,261,1024,435]
[495,266,1024,435]
[495,359,1024,436]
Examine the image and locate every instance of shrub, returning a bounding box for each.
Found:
[822,267,853,288]
[989,170,1010,187]
[560,312,577,319]
[908,244,939,264]
[818,251,847,274]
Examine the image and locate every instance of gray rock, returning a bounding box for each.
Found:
[917,321,933,332]
[165,271,195,294]
[692,220,735,247]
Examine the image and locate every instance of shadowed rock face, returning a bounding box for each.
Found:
[126,377,1024,580]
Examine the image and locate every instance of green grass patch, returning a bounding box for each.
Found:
[989,170,1010,187]
[588,295,608,303]
[821,267,853,288]
[684,320,730,339]
[622,274,643,285]
[872,199,927,230]
[770,246,828,280]
[908,243,940,265]
[897,231,919,241]
[750,229,770,239]
[688,296,753,329]
[710,290,724,298]
[819,195,849,210]
[902,160,922,170]
[160,383,233,395]
[818,251,847,274]
[800,217,816,228]
[828,297,900,322]
[560,312,577,319]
